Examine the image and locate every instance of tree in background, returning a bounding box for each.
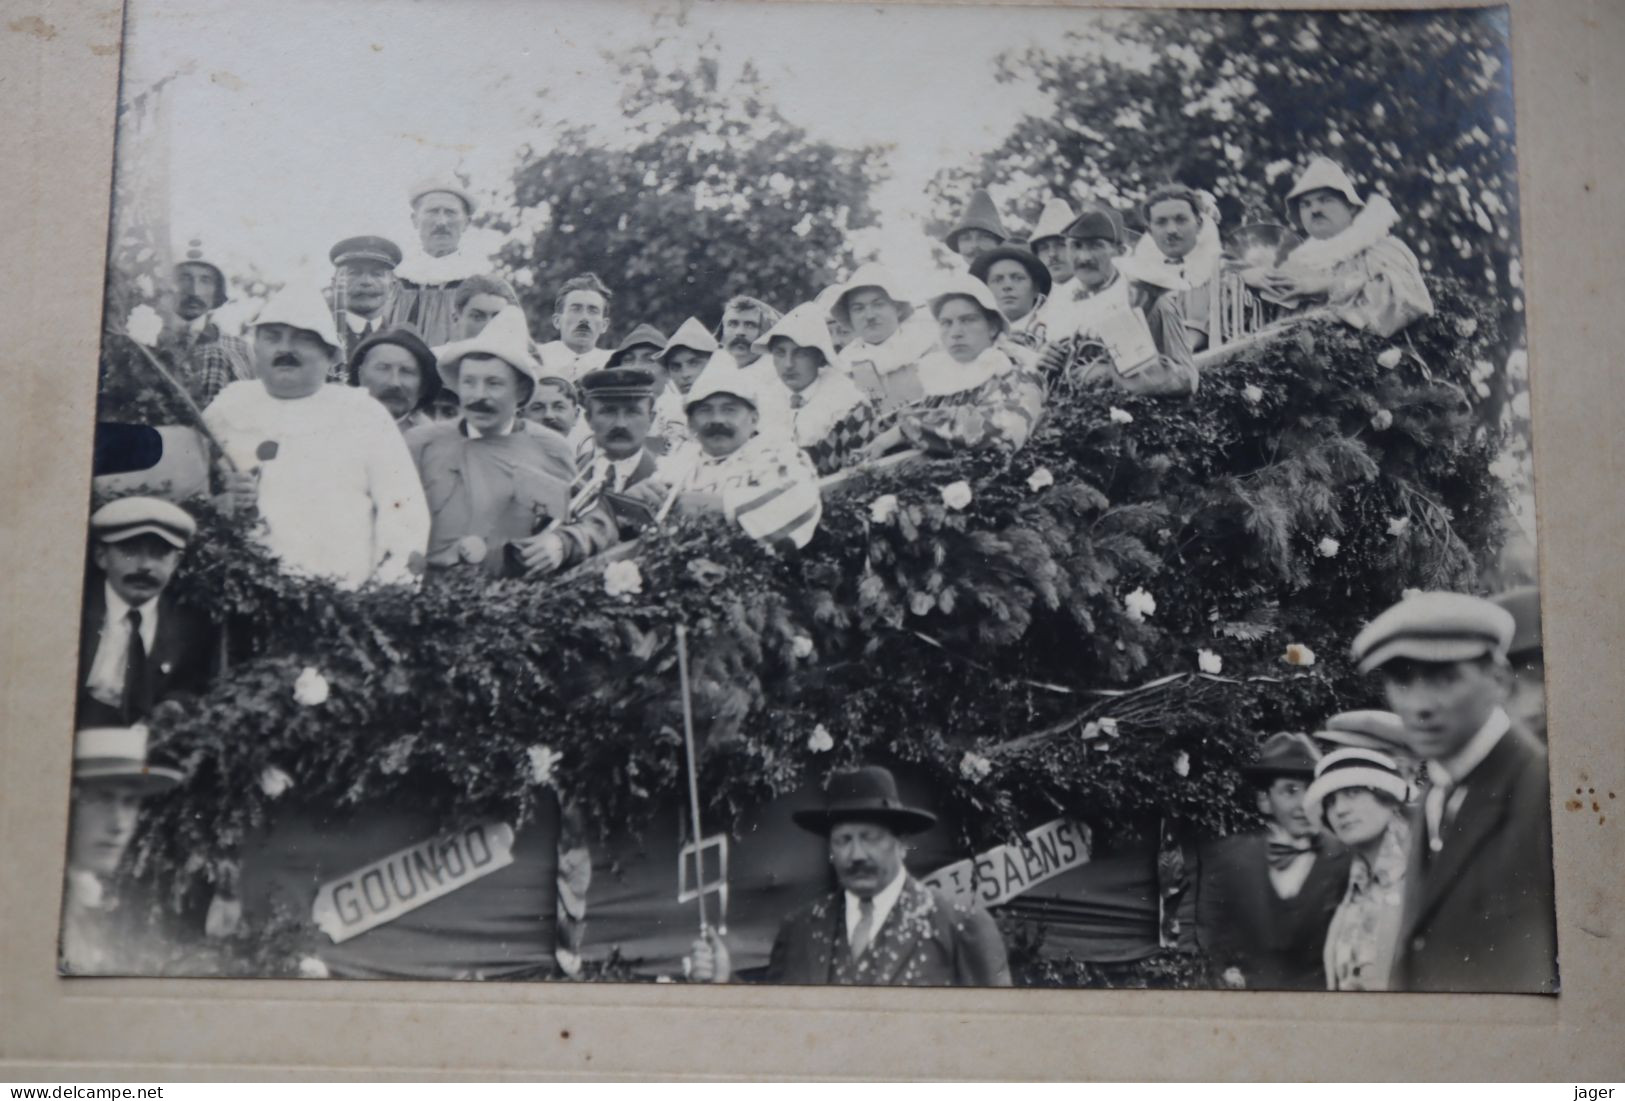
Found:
[491,40,887,340]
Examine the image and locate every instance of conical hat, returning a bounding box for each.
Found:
[434,306,540,389]
[255,282,340,351]
[607,322,670,367]
[684,350,758,411]
[1028,198,1077,247]
[753,302,839,367]
[945,188,1008,250]
[1284,157,1364,212]
[661,316,719,362]
[813,283,847,316]
[834,262,914,323]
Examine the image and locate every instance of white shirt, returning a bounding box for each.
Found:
[1425,707,1511,852]
[594,451,644,491]
[1042,271,1134,341]
[786,370,869,448]
[83,582,160,706]
[1266,822,1318,900]
[834,313,940,380]
[393,245,486,287]
[344,311,386,336]
[537,341,612,383]
[845,865,908,951]
[203,382,430,590]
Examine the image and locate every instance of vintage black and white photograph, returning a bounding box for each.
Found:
[65,0,1554,994]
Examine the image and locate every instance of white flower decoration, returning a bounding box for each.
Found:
[1370,409,1393,431]
[259,766,294,800]
[1109,407,1134,425]
[1197,649,1223,675]
[292,667,330,707]
[940,481,973,511]
[807,724,834,753]
[1283,643,1317,667]
[1080,720,1103,741]
[527,745,561,787]
[1173,750,1191,778]
[868,494,899,524]
[1026,467,1055,492]
[297,956,330,979]
[455,534,488,565]
[959,751,993,782]
[1376,347,1403,369]
[1317,537,1340,558]
[603,559,643,598]
[1458,317,1479,337]
[1387,516,1411,537]
[1123,587,1157,623]
[1242,384,1264,405]
[792,635,814,659]
[124,304,164,348]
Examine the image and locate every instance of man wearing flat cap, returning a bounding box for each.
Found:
[206,284,430,590]
[78,496,213,728]
[157,238,254,406]
[384,178,487,347]
[568,366,671,541]
[60,725,185,974]
[1351,591,1557,993]
[1196,731,1350,990]
[688,765,1011,986]
[349,326,440,434]
[329,234,403,371]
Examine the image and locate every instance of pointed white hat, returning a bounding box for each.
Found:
[1029,197,1077,246]
[1285,157,1364,210]
[434,306,540,389]
[752,302,839,367]
[833,262,914,323]
[255,282,341,351]
[684,350,758,412]
[929,273,1004,327]
[661,316,720,362]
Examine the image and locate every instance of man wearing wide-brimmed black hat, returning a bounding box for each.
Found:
[348,325,440,434]
[688,766,1011,986]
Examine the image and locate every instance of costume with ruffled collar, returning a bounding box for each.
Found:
[1277,194,1434,338]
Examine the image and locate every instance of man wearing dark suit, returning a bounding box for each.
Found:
[687,765,1012,987]
[568,366,669,540]
[1197,732,1350,990]
[329,235,403,373]
[1352,591,1558,994]
[77,496,213,728]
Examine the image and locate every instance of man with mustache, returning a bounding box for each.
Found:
[384,178,486,348]
[718,296,794,445]
[205,284,430,590]
[348,326,440,433]
[77,496,212,728]
[832,263,940,415]
[155,239,254,407]
[1250,158,1433,338]
[606,322,686,457]
[566,366,670,541]
[407,306,614,577]
[538,273,614,381]
[661,353,821,549]
[687,766,1011,986]
[328,235,402,371]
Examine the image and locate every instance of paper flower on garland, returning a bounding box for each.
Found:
[259,766,294,799]
[1317,537,1340,558]
[604,559,643,598]
[1242,384,1264,405]
[1376,347,1403,369]
[959,751,993,782]
[792,635,815,659]
[1080,717,1119,742]
[1123,586,1157,623]
[1284,643,1317,667]
[807,724,834,753]
[1387,516,1411,537]
[527,745,561,787]
[455,534,488,565]
[1197,649,1223,675]
[1026,467,1055,492]
[292,666,330,707]
[868,494,899,524]
[1109,407,1134,425]
[1370,409,1394,430]
[297,956,331,979]
[124,304,164,347]
[910,591,936,617]
[940,480,973,511]
[1173,751,1191,777]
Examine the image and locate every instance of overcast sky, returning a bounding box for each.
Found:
[124,0,1112,318]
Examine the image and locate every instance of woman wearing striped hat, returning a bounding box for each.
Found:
[1303,747,1413,991]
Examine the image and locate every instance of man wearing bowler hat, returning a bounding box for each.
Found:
[688,765,1011,986]
[970,243,1054,354]
[348,326,441,434]
[1351,591,1557,993]
[1196,731,1350,990]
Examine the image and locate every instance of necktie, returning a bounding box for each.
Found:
[123,608,147,722]
[790,392,807,410]
[850,898,876,960]
[605,462,622,493]
[1266,838,1315,871]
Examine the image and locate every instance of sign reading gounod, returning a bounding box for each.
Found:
[921,818,1092,909]
[312,821,517,944]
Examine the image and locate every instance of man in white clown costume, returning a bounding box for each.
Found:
[754,302,877,476]
[662,352,822,549]
[1251,157,1434,338]
[831,263,940,415]
[384,177,488,349]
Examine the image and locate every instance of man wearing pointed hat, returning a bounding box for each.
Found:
[832,263,941,415]
[944,188,1008,262]
[205,284,429,590]
[1028,197,1077,293]
[661,317,720,399]
[1249,157,1433,338]
[158,238,254,406]
[687,765,1011,986]
[660,352,822,549]
[969,243,1054,354]
[538,272,615,381]
[329,234,403,370]
[406,306,615,577]
[1196,731,1350,990]
[60,725,185,974]
[1351,591,1555,993]
[755,302,877,476]
[77,496,213,729]
[383,177,487,347]
[348,326,440,434]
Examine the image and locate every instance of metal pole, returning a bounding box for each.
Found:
[674,624,710,934]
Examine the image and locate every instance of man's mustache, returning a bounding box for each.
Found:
[123,571,159,587]
[572,322,593,334]
[701,423,736,439]
[604,428,633,441]
[272,353,301,367]
[180,296,206,311]
[465,399,499,414]
[376,386,410,405]
[728,335,751,348]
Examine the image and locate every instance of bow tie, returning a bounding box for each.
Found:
[1266,838,1318,871]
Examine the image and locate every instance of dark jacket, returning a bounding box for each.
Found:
[76,580,214,727]
[766,876,1011,987]
[1393,722,1558,994]
[1197,831,1351,990]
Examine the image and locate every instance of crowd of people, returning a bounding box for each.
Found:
[66,157,1553,992]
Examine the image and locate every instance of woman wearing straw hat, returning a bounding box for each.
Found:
[1302,747,1414,991]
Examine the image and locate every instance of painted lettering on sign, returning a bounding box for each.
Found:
[920,818,1091,909]
[312,820,516,944]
